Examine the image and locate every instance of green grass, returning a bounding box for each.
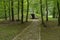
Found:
[0,21,31,40]
[43,16,58,21]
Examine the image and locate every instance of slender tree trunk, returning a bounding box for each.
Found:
[4,0,7,20]
[53,6,55,18]
[9,0,11,20]
[21,0,24,23]
[46,0,48,21]
[40,0,44,24]
[17,0,20,21]
[26,0,29,22]
[40,0,47,27]
[57,1,60,25]
[11,0,14,21]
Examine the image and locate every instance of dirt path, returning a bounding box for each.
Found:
[12,19,40,40]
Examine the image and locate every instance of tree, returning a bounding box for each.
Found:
[26,0,29,22]
[9,0,11,20]
[52,6,56,18]
[4,0,7,20]
[57,0,60,25]
[17,0,20,21]
[21,0,24,23]
[40,0,44,24]
[40,0,46,27]
[46,0,48,21]
[11,0,14,21]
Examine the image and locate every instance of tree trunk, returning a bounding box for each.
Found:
[26,0,29,22]
[40,0,44,24]
[46,0,48,21]
[11,0,14,21]
[9,0,11,21]
[4,0,7,20]
[57,1,60,25]
[17,0,20,21]
[21,0,24,23]
[53,6,55,18]
[40,0,47,27]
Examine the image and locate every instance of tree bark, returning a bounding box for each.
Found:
[17,0,20,21]
[11,0,14,21]
[26,0,29,22]
[9,0,11,20]
[46,0,48,21]
[57,1,60,25]
[21,0,24,23]
[40,0,44,24]
[40,0,47,27]
[53,6,55,18]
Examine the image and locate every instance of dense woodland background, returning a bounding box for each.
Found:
[0,0,60,24]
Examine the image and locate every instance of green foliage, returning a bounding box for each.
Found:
[0,0,59,19]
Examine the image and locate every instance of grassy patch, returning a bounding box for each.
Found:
[0,21,31,40]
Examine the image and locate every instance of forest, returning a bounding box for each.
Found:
[0,0,60,40]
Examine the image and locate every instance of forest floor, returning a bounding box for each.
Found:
[0,18,60,40]
[0,21,31,40]
[12,18,60,40]
[41,20,60,40]
[12,19,40,40]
